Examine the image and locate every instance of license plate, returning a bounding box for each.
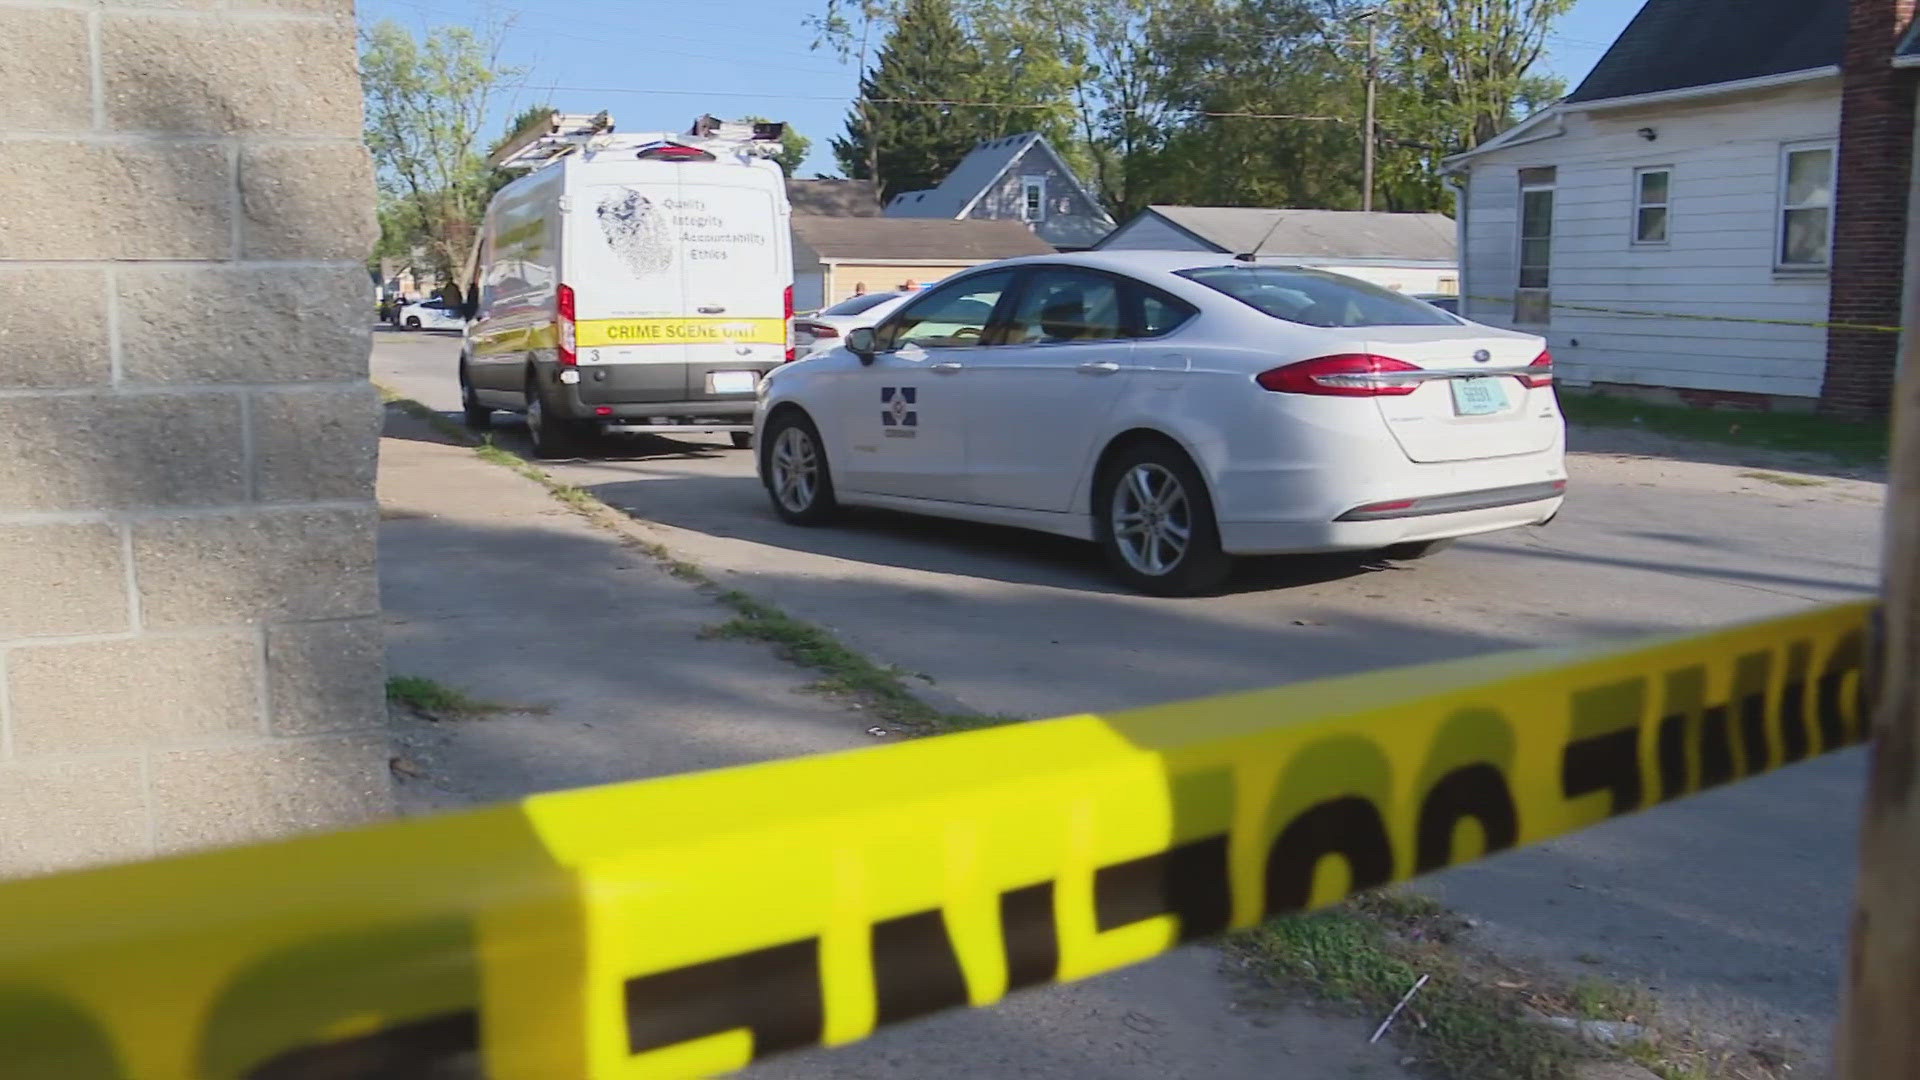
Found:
[1450,377,1508,416]
[709,370,756,394]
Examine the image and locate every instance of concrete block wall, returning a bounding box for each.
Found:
[0,0,391,877]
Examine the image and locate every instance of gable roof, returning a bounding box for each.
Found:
[1566,0,1847,106]
[886,133,1111,223]
[790,215,1056,261]
[1110,207,1455,262]
[785,179,882,217]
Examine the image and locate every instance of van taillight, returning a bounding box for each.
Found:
[557,283,577,367]
[784,285,795,362]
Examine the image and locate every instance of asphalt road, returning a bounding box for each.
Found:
[373,329,1882,1061]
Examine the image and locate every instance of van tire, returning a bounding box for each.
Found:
[525,375,592,459]
[730,431,753,449]
[459,364,492,429]
[762,412,837,525]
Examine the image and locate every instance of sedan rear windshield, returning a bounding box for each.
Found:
[819,292,901,317]
[1177,266,1457,328]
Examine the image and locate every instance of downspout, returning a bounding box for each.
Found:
[1442,169,1468,318]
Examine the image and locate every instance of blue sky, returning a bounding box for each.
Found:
[357,0,1644,178]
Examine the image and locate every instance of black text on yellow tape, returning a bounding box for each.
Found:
[0,602,1870,1078]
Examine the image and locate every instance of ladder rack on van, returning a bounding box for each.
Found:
[489,111,788,173]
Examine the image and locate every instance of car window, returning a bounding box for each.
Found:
[1178,266,1456,328]
[877,271,1015,350]
[419,299,445,310]
[1004,268,1123,344]
[1132,287,1197,338]
[820,292,902,317]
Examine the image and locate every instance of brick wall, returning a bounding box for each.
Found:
[0,0,390,877]
[1820,0,1919,417]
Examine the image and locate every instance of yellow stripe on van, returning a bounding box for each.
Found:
[577,318,787,347]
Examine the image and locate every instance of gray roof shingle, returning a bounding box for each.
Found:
[885,134,1041,218]
[1566,0,1847,105]
[791,215,1056,261]
[785,179,883,217]
[1115,207,1456,262]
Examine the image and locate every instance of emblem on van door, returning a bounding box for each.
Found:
[1473,349,1492,363]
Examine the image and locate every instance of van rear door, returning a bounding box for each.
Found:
[678,169,787,403]
[571,175,690,404]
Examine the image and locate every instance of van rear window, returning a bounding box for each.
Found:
[1178,266,1456,328]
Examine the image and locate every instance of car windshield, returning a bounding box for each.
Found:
[820,292,901,317]
[1178,266,1456,328]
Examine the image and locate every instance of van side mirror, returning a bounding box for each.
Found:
[845,326,878,363]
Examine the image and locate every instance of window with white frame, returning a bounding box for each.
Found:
[1778,142,1835,268]
[1021,175,1046,222]
[1516,166,1555,324]
[1633,167,1670,244]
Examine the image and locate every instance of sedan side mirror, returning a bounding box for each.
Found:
[846,326,878,363]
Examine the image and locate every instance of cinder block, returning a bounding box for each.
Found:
[239,142,379,260]
[0,523,129,639]
[151,735,392,853]
[0,141,231,260]
[0,758,152,878]
[0,393,244,512]
[266,618,385,735]
[117,265,370,385]
[0,8,93,132]
[132,507,378,628]
[8,634,262,755]
[0,267,110,389]
[103,15,360,136]
[253,384,381,503]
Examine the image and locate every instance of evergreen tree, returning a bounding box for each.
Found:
[832,0,1012,200]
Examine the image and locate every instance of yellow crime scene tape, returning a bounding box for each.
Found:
[576,318,787,347]
[0,601,1872,1078]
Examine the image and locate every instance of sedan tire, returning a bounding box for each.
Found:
[762,412,838,525]
[1096,441,1233,596]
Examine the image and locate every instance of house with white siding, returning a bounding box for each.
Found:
[1442,0,1856,409]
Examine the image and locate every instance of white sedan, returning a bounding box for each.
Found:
[397,297,466,331]
[791,291,914,358]
[754,252,1565,595]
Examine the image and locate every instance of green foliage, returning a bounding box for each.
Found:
[360,19,522,290]
[826,0,1029,198]
[815,0,1571,217]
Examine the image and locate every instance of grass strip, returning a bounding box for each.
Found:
[1560,392,1886,467]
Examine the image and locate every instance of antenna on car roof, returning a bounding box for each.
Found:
[1234,209,1291,263]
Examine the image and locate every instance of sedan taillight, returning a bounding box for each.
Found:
[794,321,839,339]
[1256,354,1422,397]
[1517,349,1553,389]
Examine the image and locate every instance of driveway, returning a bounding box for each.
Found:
[372,330,1881,1062]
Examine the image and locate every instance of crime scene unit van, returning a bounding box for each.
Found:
[459,112,794,457]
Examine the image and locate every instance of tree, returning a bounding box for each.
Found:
[360,19,523,291]
[824,0,1028,199]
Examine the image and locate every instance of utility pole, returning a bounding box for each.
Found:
[857,16,880,193]
[1836,149,1920,1078]
[1360,9,1379,213]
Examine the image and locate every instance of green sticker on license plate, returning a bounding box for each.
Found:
[1451,377,1508,416]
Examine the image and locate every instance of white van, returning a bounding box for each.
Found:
[459,114,794,456]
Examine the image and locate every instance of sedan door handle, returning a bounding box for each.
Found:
[1076,360,1122,375]
[931,361,964,374]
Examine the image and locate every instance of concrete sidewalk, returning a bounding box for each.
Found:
[374,405,1415,1080]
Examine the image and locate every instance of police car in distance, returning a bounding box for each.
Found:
[753,251,1566,596]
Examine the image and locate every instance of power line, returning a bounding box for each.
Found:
[539,85,1348,122]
